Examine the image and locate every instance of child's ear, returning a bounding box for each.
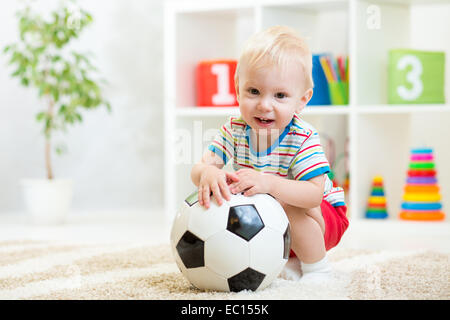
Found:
[296,88,313,113]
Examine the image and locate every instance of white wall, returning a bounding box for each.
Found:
[0,0,165,213]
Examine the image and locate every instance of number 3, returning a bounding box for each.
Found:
[396,55,423,101]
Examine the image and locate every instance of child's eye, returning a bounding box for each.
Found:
[248,88,259,95]
[275,92,286,99]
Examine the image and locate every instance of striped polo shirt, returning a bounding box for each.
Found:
[208,114,345,207]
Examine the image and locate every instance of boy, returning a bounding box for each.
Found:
[190,26,348,281]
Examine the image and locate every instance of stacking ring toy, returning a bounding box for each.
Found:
[401,148,444,222]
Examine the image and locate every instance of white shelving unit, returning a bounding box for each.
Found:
[164,0,450,224]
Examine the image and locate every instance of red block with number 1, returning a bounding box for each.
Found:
[196,60,238,107]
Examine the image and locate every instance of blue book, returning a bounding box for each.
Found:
[308,54,331,106]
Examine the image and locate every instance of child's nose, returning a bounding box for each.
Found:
[257,97,272,112]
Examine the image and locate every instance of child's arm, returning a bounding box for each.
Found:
[229,169,324,209]
[191,151,239,209]
[266,174,325,209]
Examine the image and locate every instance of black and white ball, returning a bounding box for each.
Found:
[170,192,291,292]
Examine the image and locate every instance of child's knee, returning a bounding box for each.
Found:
[305,206,325,234]
[280,202,308,220]
[281,202,325,235]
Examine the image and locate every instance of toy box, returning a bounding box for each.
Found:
[196,60,238,107]
[388,49,445,104]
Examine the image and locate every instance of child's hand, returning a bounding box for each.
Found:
[198,166,239,209]
[229,169,271,197]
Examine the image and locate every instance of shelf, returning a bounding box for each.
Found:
[176,107,240,117]
[354,0,450,106]
[356,104,450,114]
[304,106,350,115]
[369,0,450,5]
[176,104,450,117]
[264,0,348,12]
[169,0,350,13]
[176,106,350,117]
[165,0,450,223]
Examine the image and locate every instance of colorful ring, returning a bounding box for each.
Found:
[367,203,387,208]
[401,202,442,210]
[409,162,435,170]
[366,212,388,219]
[402,193,441,202]
[366,207,388,213]
[404,185,440,193]
[368,196,386,205]
[372,176,384,183]
[411,148,433,154]
[407,170,436,177]
[410,154,434,161]
[409,162,435,169]
[370,190,385,196]
[399,211,445,221]
[406,177,437,184]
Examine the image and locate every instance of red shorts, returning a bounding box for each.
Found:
[289,200,349,257]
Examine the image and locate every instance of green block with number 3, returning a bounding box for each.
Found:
[388,49,445,104]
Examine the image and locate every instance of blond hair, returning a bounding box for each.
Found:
[235,25,313,94]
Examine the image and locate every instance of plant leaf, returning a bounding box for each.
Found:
[36,112,46,121]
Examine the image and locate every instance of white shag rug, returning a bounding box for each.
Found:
[0,240,448,300]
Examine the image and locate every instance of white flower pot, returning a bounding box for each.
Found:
[21,179,73,225]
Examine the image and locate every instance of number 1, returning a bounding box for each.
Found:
[211,64,235,105]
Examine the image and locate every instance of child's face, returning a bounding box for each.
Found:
[236,61,312,137]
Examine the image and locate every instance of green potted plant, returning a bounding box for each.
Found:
[3,2,111,224]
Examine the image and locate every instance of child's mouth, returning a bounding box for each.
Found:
[255,117,274,126]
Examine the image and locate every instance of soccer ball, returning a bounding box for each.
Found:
[170,191,291,292]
